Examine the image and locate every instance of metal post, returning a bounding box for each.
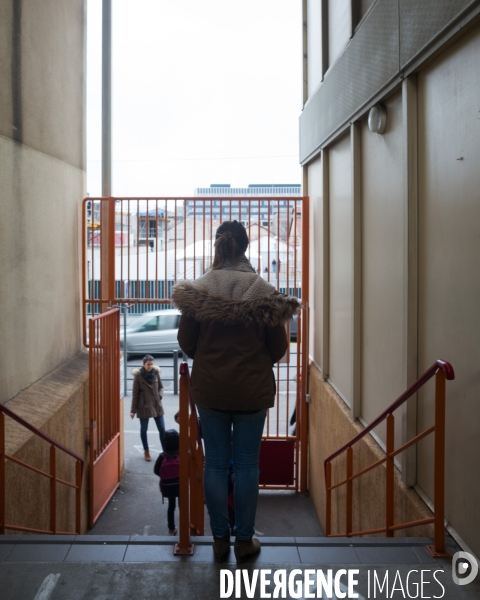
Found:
[75,460,82,534]
[123,305,127,398]
[0,412,5,534]
[102,0,112,198]
[174,362,194,555]
[386,414,394,537]
[325,461,331,536]
[346,447,353,536]
[50,445,56,534]
[299,196,310,493]
[430,369,450,556]
[173,351,179,395]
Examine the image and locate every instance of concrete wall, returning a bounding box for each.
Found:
[0,0,86,404]
[0,1,87,533]
[4,353,89,534]
[304,1,480,558]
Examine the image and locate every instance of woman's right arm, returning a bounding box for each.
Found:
[130,376,139,416]
[177,314,200,358]
[265,323,288,364]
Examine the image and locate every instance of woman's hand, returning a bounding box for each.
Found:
[130,413,135,419]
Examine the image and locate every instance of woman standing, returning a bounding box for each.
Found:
[130,354,165,461]
[172,221,299,563]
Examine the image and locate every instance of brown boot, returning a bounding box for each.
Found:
[144,449,151,461]
[234,537,261,563]
[212,534,230,563]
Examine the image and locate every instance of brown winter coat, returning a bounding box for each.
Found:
[171,262,300,411]
[130,365,165,419]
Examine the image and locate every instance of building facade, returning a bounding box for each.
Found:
[190,183,301,227]
[302,0,480,559]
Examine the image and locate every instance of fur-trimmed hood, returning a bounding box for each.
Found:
[171,269,300,327]
[132,365,161,377]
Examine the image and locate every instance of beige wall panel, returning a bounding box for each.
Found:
[0,2,13,139]
[0,136,84,403]
[307,0,323,96]
[361,91,404,448]
[359,0,377,22]
[417,23,480,556]
[329,133,353,404]
[308,154,324,369]
[327,0,351,69]
[11,0,85,168]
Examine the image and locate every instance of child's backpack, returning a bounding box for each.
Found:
[153,429,180,500]
[158,452,180,499]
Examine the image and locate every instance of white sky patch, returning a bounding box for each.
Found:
[87,0,303,197]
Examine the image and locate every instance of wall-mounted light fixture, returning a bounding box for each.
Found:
[368,104,387,134]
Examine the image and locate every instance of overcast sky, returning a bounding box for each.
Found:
[87,0,303,197]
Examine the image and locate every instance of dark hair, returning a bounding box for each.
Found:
[163,429,179,453]
[212,220,249,270]
[143,354,154,364]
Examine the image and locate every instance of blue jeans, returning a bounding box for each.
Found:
[197,406,266,540]
[139,416,165,451]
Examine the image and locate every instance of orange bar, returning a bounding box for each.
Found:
[299,196,310,493]
[0,412,5,534]
[174,362,194,555]
[3,524,56,535]
[50,445,57,534]
[346,447,353,535]
[386,414,394,537]
[347,527,387,536]
[434,369,447,555]
[350,456,387,482]
[391,425,435,459]
[82,199,87,346]
[76,460,82,534]
[389,518,434,532]
[325,462,331,536]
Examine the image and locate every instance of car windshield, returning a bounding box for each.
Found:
[128,311,178,330]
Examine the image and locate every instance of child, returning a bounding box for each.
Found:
[154,429,180,535]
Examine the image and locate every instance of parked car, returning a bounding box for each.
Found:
[120,308,182,358]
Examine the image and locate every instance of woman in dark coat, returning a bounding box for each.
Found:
[172,221,299,563]
[130,354,165,461]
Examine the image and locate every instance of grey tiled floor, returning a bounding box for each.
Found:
[1,537,480,600]
[0,535,456,565]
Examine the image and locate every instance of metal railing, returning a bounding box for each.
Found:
[324,360,455,557]
[88,308,121,527]
[174,362,205,555]
[82,196,305,346]
[0,403,84,535]
[83,196,310,491]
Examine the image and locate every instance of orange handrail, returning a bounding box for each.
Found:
[0,403,84,535]
[174,361,205,556]
[324,360,454,557]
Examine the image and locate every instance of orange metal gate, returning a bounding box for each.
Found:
[88,308,121,527]
[82,196,309,491]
